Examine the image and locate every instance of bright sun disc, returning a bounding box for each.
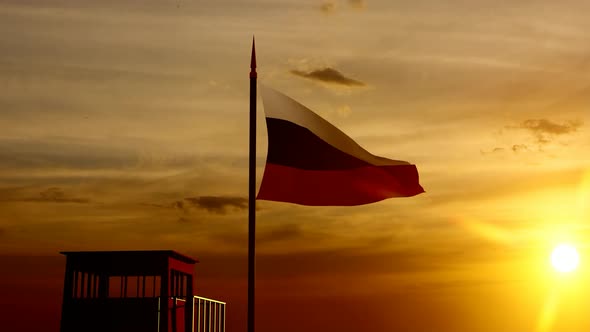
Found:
[551,244,580,273]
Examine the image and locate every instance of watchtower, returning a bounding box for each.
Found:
[59,250,223,332]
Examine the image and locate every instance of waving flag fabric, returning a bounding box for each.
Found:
[257,86,424,206]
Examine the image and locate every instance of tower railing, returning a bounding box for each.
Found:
[155,296,225,332]
[193,295,226,332]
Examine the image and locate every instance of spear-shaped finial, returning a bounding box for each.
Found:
[250,36,257,78]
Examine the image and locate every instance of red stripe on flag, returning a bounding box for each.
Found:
[257,163,424,206]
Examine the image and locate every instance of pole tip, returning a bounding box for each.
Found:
[250,36,257,78]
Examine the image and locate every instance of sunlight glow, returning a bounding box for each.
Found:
[455,217,514,245]
[537,288,560,332]
[551,244,580,273]
[576,169,590,222]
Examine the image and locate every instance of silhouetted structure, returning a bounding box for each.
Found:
[59,250,225,332]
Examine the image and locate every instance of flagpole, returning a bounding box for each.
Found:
[248,37,257,332]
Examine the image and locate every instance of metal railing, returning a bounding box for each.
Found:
[193,295,226,332]
[154,295,225,332]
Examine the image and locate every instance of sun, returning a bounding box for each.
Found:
[550,243,580,273]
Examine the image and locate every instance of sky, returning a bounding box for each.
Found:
[1,0,590,331]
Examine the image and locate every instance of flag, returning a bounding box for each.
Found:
[257,86,424,206]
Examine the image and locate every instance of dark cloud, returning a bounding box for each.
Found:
[514,118,583,144]
[291,68,365,87]
[172,200,187,211]
[511,144,528,153]
[320,2,336,14]
[182,196,248,215]
[520,119,582,135]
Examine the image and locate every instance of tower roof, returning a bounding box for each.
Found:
[60,250,198,264]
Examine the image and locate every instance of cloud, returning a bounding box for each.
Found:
[319,1,365,14]
[204,221,338,251]
[320,2,336,14]
[0,187,90,204]
[511,144,528,153]
[515,119,583,144]
[0,138,140,171]
[520,119,582,135]
[257,223,306,244]
[290,67,365,87]
[34,188,89,203]
[348,0,366,9]
[182,196,248,215]
[492,119,584,154]
[144,195,249,221]
[480,147,505,155]
[171,200,187,211]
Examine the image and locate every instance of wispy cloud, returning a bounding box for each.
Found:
[0,138,139,171]
[185,196,247,214]
[348,0,366,9]
[206,223,318,249]
[319,0,365,14]
[0,187,90,204]
[511,144,528,153]
[291,67,365,87]
[480,147,505,155]
[142,195,249,223]
[26,187,90,203]
[166,196,248,215]
[514,118,583,144]
[257,223,307,244]
[319,2,336,14]
[487,119,584,154]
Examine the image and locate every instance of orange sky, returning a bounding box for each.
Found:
[1,1,590,331]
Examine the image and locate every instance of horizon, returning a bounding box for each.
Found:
[1,1,590,332]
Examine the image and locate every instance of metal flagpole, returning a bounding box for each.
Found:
[248,37,257,332]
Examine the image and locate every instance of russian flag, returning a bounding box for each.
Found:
[257,86,424,206]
